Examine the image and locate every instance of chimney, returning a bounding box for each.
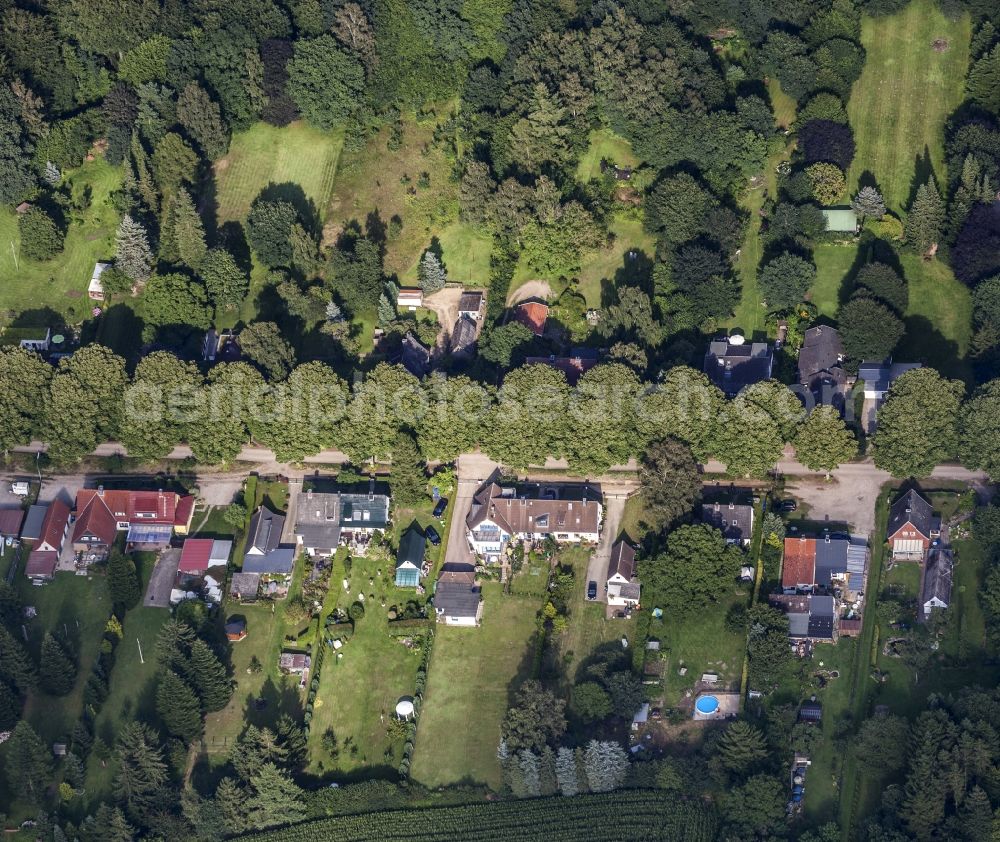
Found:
[97,485,104,496]
[368,477,375,501]
[307,489,313,500]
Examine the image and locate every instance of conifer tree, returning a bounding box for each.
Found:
[555,746,579,796]
[4,720,51,804]
[171,188,207,269]
[114,722,168,816]
[107,550,141,610]
[156,670,203,741]
[0,679,20,729]
[851,185,885,222]
[717,721,769,773]
[519,750,541,797]
[0,625,37,692]
[538,745,558,796]
[246,762,306,829]
[417,250,447,294]
[39,632,76,696]
[188,639,232,712]
[115,214,154,283]
[905,178,945,254]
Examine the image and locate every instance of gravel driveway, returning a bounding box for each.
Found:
[144,548,180,608]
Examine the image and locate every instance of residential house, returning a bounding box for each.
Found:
[799,702,823,723]
[770,593,838,642]
[466,478,602,563]
[450,315,478,355]
[858,360,921,401]
[31,499,70,555]
[798,326,847,410]
[229,571,261,602]
[16,328,51,353]
[395,528,426,588]
[821,208,859,233]
[607,539,640,608]
[921,548,953,619]
[397,288,423,311]
[20,504,46,544]
[279,652,310,674]
[887,488,940,560]
[178,538,232,577]
[72,488,195,559]
[294,488,390,556]
[699,488,755,545]
[400,332,431,379]
[434,567,482,626]
[524,349,600,386]
[202,328,219,362]
[243,506,296,596]
[513,301,548,337]
[25,551,59,583]
[781,533,868,596]
[88,262,110,300]
[703,336,774,397]
[0,508,24,541]
[458,291,485,319]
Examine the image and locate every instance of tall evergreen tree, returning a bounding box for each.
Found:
[170,188,207,269]
[851,185,885,222]
[115,214,154,283]
[199,248,249,311]
[388,431,426,506]
[0,679,21,730]
[39,632,76,696]
[176,82,229,160]
[114,722,169,817]
[155,618,196,675]
[417,250,447,294]
[156,670,203,741]
[717,721,769,773]
[107,550,141,610]
[246,762,306,829]
[555,746,579,796]
[0,624,37,692]
[905,178,945,255]
[967,44,1000,115]
[518,750,541,797]
[583,740,628,792]
[4,720,51,804]
[188,639,232,712]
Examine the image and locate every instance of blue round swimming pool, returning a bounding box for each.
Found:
[696,695,719,715]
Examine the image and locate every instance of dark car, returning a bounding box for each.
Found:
[432,498,448,518]
[587,580,598,600]
[425,525,441,545]
[780,499,797,512]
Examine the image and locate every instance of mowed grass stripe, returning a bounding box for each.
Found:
[214,121,345,224]
[847,0,970,212]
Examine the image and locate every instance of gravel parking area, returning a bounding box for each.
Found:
[144,548,180,608]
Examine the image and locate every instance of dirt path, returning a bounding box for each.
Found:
[507,279,553,306]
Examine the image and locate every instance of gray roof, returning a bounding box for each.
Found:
[242,548,296,575]
[798,326,845,387]
[229,571,260,595]
[814,535,849,587]
[703,339,774,397]
[788,612,810,637]
[295,492,342,548]
[922,548,953,610]
[700,490,754,542]
[809,594,835,618]
[435,577,481,617]
[210,539,233,565]
[401,332,431,379]
[451,315,478,353]
[246,507,284,555]
[21,504,46,541]
[340,493,389,530]
[608,539,636,580]
[396,529,426,570]
[888,489,936,541]
[858,361,921,394]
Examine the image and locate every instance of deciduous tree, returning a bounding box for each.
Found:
[958,379,1000,479]
[838,295,905,361]
[0,346,51,453]
[239,321,296,380]
[794,406,857,474]
[638,438,702,531]
[19,206,64,260]
[287,35,365,129]
[501,680,567,753]
[758,252,815,313]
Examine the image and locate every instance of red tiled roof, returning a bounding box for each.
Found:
[513,302,548,336]
[37,499,70,552]
[782,537,817,588]
[179,538,213,574]
[174,495,195,528]
[25,550,57,578]
[0,508,24,537]
[74,489,188,545]
[72,493,117,546]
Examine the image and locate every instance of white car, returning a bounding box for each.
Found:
[10,481,29,497]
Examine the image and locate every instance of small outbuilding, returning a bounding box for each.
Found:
[397,288,423,311]
[88,262,111,300]
[395,529,426,588]
[225,618,248,642]
[821,208,859,233]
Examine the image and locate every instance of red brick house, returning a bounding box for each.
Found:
[887,489,940,561]
[72,488,195,558]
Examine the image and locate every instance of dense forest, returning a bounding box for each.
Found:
[1,0,1000,840]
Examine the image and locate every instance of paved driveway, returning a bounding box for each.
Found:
[585,493,628,603]
[442,478,477,569]
[144,548,180,608]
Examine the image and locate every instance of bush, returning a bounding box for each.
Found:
[349,601,366,621]
[19,206,65,261]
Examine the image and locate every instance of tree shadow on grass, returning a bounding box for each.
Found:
[257,182,322,239]
[905,146,937,212]
[896,314,968,383]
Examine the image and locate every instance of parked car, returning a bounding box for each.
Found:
[780,499,797,512]
[432,498,448,518]
[587,580,597,600]
[425,525,441,545]
[10,481,29,497]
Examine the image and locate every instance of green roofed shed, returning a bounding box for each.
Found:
[822,208,858,233]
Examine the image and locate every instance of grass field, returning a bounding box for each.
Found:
[410,583,541,790]
[399,221,493,288]
[327,114,461,280]
[846,0,970,212]
[0,157,121,323]
[576,128,639,183]
[305,548,426,777]
[810,243,858,316]
[214,122,344,226]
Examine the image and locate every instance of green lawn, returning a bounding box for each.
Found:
[770,79,798,131]
[896,253,971,379]
[846,0,970,212]
[810,243,857,317]
[410,583,541,790]
[576,128,639,183]
[399,221,493,288]
[214,121,344,226]
[84,604,170,801]
[0,157,121,323]
[305,549,425,777]
[326,113,462,280]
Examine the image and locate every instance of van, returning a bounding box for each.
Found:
[10,481,29,497]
